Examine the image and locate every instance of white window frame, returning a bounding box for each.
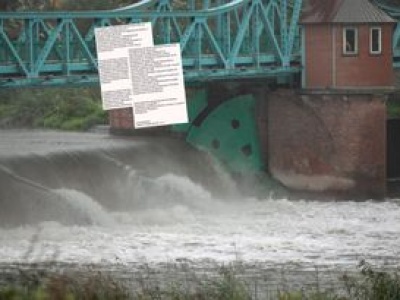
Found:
[343,27,358,55]
[370,27,382,55]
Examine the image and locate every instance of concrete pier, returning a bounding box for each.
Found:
[267,90,387,199]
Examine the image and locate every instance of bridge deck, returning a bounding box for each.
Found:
[0,0,399,87]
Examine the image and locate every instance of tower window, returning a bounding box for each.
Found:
[370,27,382,54]
[343,27,358,55]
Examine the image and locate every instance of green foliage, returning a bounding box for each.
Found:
[342,260,400,300]
[203,267,252,300]
[0,87,107,131]
[131,265,253,300]
[0,273,130,300]
[387,99,400,118]
[1,262,399,300]
[278,290,344,300]
[278,291,303,300]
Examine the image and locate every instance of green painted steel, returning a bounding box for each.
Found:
[0,0,399,87]
[171,88,208,133]
[0,0,303,88]
[171,88,266,173]
[373,0,400,67]
[186,94,264,173]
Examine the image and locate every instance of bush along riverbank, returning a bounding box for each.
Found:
[0,261,399,300]
[0,88,107,131]
[1,88,400,132]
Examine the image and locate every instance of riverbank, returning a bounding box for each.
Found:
[1,260,399,299]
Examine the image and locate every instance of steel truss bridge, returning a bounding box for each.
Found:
[0,0,399,88]
[375,1,400,67]
[0,0,300,87]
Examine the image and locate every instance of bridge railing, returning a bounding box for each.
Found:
[0,0,303,88]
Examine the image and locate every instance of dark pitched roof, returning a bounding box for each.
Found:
[300,0,395,24]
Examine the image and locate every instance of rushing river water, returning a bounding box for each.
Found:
[0,130,399,290]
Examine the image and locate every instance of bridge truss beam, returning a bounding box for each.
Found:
[373,0,400,68]
[0,0,303,88]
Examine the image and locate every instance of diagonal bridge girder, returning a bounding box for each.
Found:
[0,0,303,88]
[373,0,400,67]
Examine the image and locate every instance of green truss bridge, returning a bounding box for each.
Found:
[0,0,400,88]
[0,0,300,87]
[375,0,400,67]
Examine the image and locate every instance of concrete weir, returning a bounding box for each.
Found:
[0,130,232,227]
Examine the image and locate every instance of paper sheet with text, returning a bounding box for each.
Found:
[95,23,188,128]
[129,44,188,128]
[95,23,153,110]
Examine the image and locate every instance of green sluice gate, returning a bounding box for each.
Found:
[173,88,265,174]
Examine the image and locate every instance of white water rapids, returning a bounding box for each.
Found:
[0,130,399,278]
[0,175,399,270]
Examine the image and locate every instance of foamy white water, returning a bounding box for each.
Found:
[0,173,399,271]
[0,131,399,274]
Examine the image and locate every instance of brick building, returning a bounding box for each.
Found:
[301,0,395,89]
[267,0,396,199]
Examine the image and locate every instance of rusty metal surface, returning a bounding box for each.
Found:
[301,0,394,23]
[301,0,344,23]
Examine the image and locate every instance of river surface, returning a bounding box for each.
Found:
[0,130,399,290]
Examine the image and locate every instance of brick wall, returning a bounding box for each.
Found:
[267,90,387,199]
[108,107,171,136]
[335,24,394,88]
[304,24,334,88]
[304,23,395,89]
[108,107,134,130]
